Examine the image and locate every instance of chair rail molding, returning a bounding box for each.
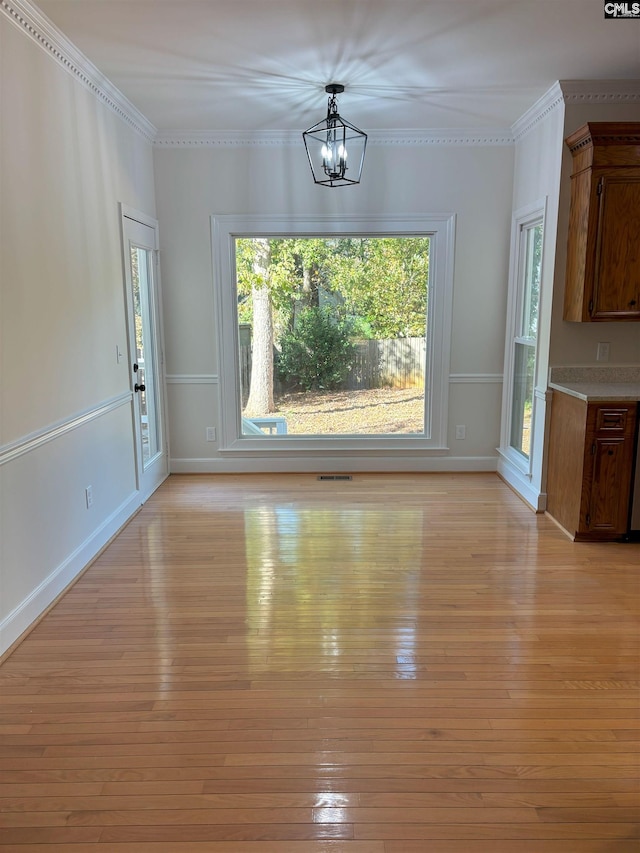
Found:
[449,373,503,384]
[165,374,219,385]
[0,392,132,467]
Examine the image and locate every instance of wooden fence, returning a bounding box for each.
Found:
[345,338,425,390]
[240,337,425,396]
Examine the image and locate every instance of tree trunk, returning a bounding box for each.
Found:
[244,240,275,417]
[302,262,319,307]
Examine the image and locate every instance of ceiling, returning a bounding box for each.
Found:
[35,0,640,133]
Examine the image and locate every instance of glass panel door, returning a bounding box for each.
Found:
[130,244,160,466]
[121,209,166,499]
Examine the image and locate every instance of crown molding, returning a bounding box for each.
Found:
[154,130,296,148]
[369,129,514,146]
[511,82,565,142]
[154,127,514,148]
[0,0,157,141]
[511,79,640,142]
[559,78,640,104]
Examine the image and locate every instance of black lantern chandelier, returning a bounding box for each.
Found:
[302,84,367,188]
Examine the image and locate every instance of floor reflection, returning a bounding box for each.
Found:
[243,503,423,673]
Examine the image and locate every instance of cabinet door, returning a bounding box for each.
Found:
[592,175,640,319]
[584,438,631,534]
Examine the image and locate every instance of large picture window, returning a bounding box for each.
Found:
[211,215,455,456]
[236,236,430,437]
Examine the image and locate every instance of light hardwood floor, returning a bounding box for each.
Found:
[0,472,639,852]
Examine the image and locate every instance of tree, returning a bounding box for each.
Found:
[243,239,275,417]
[237,238,333,413]
[324,237,430,338]
[278,306,355,391]
[235,235,431,411]
[295,239,333,310]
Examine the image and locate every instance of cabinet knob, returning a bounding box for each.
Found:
[629,299,637,307]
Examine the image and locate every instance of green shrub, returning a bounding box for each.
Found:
[278,307,355,391]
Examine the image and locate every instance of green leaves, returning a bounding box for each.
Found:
[235,236,430,339]
[278,307,355,391]
[328,237,429,337]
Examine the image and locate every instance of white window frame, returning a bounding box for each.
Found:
[499,200,546,477]
[211,214,455,456]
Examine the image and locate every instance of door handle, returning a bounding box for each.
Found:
[135,383,146,393]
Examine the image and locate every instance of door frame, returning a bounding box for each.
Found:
[120,203,169,501]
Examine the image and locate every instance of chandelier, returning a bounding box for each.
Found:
[302,84,367,188]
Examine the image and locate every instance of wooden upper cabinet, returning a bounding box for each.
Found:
[563,122,640,322]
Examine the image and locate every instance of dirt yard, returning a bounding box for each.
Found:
[273,387,424,434]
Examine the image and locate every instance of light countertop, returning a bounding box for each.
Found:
[548,366,640,403]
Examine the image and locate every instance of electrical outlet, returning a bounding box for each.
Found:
[85,486,93,508]
[596,342,610,362]
[206,427,216,442]
[455,425,466,440]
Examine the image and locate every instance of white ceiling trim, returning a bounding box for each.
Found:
[511,82,564,143]
[560,78,640,104]
[153,128,515,148]
[511,79,640,143]
[1,0,157,141]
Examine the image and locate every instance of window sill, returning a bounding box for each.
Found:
[496,446,532,479]
[219,436,450,455]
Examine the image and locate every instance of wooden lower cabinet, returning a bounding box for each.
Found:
[546,391,638,540]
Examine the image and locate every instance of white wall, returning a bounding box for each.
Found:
[497,87,565,509]
[154,140,514,472]
[0,8,157,655]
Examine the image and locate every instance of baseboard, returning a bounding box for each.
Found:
[170,455,499,474]
[0,490,141,657]
[497,455,546,511]
[544,511,576,541]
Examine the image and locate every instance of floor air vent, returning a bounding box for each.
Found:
[317,474,353,481]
